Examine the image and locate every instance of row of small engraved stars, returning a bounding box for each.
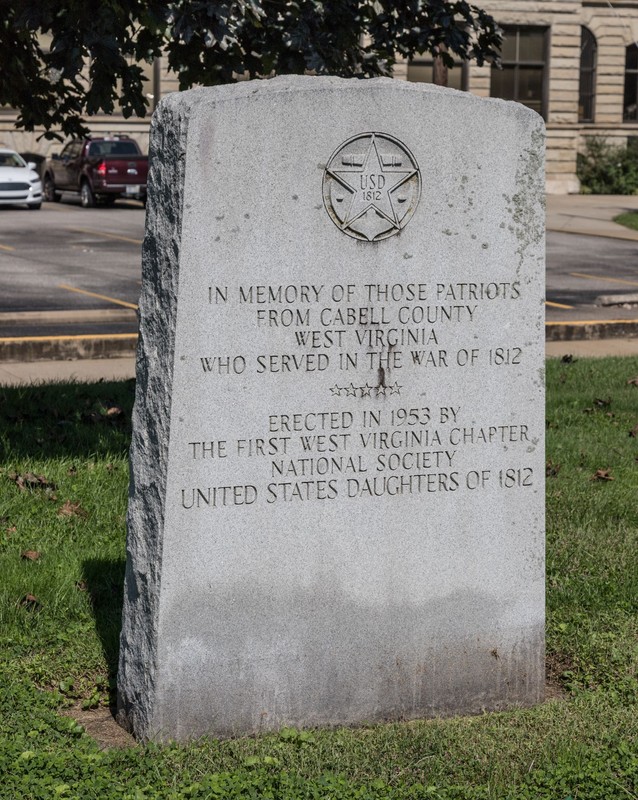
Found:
[330,382,402,397]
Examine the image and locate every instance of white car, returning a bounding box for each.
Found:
[0,149,43,209]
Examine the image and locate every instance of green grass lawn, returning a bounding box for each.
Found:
[613,211,638,232]
[1,357,637,799]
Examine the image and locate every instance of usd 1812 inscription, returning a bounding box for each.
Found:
[323,132,421,241]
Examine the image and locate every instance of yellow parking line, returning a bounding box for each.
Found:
[0,333,137,343]
[67,227,143,246]
[570,271,638,288]
[545,319,638,327]
[545,300,573,309]
[0,243,15,252]
[58,283,138,310]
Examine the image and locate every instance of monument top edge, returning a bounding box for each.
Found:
[154,75,545,129]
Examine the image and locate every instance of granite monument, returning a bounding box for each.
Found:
[117,76,546,741]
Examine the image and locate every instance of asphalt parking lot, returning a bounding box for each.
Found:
[0,201,143,337]
[2,196,638,340]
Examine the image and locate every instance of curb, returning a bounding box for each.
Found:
[0,309,137,327]
[545,319,638,341]
[0,333,138,363]
[546,222,638,242]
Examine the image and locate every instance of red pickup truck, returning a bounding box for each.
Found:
[43,136,148,207]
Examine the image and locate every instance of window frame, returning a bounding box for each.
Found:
[406,56,469,92]
[579,26,597,123]
[490,25,550,120]
[624,43,638,122]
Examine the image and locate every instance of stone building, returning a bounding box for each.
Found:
[396,0,638,193]
[3,0,638,193]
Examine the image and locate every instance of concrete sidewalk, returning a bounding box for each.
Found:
[546,194,638,240]
[0,356,137,386]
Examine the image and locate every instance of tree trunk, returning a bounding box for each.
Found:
[433,45,448,87]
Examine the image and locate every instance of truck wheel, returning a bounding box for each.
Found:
[43,176,61,203]
[80,181,95,208]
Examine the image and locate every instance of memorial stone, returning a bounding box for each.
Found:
[117,75,546,742]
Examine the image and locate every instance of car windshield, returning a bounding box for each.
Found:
[88,141,139,156]
[0,152,27,168]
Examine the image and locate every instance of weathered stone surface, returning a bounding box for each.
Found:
[117,75,545,742]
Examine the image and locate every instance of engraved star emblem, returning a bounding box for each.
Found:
[330,385,342,396]
[345,383,357,397]
[326,135,417,241]
[376,385,387,397]
[360,383,373,397]
[389,382,402,396]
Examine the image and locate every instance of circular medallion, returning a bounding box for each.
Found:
[323,132,421,242]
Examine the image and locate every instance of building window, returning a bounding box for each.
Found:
[579,27,597,122]
[490,26,548,118]
[407,57,468,91]
[624,44,638,121]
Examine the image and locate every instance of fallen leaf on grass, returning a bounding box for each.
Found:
[627,376,638,386]
[546,460,561,477]
[75,580,87,592]
[629,425,638,438]
[8,472,57,491]
[21,550,40,561]
[68,465,78,476]
[560,354,576,364]
[58,501,87,519]
[594,397,611,408]
[591,469,614,481]
[81,404,125,424]
[18,594,41,611]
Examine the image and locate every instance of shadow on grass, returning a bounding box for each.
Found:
[83,557,127,703]
[0,379,135,461]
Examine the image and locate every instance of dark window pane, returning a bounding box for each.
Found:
[624,44,638,120]
[580,71,595,96]
[499,30,517,61]
[579,28,596,122]
[407,61,434,83]
[407,57,465,89]
[624,74,638,120]
[491,66,516,101]
[579,97,592,122]
[519,30,545,62]
[491,26,546,118]
[447,67,464,91]
[518,66,543,104]
[581,27,596,66]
